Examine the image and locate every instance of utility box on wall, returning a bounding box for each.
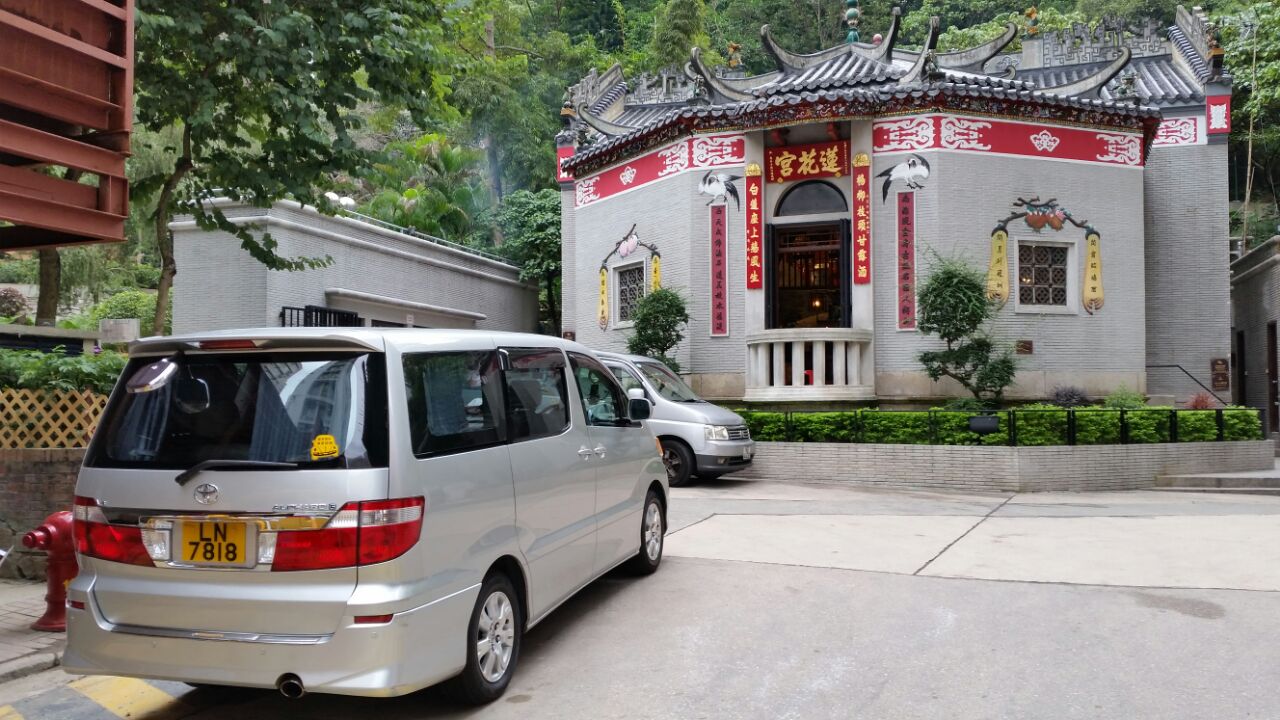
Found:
[0,0,134,249]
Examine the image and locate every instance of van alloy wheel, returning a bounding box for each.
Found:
[644,501,663,562]
[477,591,516,683]
[662,441,694,486]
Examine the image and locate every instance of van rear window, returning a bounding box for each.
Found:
[87,352,388,469]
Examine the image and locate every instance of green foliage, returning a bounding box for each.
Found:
[87,290,167,337]
[736,407,1264,445]
[1103,387,1146,409]
[916,257,1016,403]
[1221,1,1280,231]
[0,257,37,284]
[0,348,126,395]
[357,133,492,243]
[0,288,29,318]
[564,0,626,50]
[651,0,709,70]
[497,189,562,332]
[626,288,690,370]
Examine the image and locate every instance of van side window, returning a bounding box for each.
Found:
[605,363,645,395]
[568,352,628,426]
[403,351,504,457]
[501,348,570,442]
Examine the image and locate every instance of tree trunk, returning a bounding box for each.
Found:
[153,125,194,336]
[35,249,60,326]
[545,270,560,336]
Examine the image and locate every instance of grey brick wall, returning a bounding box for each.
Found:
[0,449,84,580]
[1144,138,1232,402]
[734,440,1273,492]
[1230,237,1280,415]
[172,202,538,335]
[872,149,1148,400]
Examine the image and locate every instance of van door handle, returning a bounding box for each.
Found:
[594,446,607,458]
[578,446,594,459]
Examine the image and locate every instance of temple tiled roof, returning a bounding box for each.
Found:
[1168,23,1211,82]
[1014,54,1203,107]
[755,52,905,96]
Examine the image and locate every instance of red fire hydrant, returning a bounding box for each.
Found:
[22,510,78,632]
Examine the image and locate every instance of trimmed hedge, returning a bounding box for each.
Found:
[0,347,126,395]
[739,406,1263,446]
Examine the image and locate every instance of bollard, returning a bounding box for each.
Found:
[21,510,77,632]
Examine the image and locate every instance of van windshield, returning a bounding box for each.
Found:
[88,352,388,469]
[636,361,702,403]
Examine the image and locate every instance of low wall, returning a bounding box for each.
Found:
[0,449,84,580]
[734,441,1275,492]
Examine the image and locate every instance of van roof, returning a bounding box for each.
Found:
[594,350,665,366]
[129,327,592,356]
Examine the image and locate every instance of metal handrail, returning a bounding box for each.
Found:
[1145,364,1227,405]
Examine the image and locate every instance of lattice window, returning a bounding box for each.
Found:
[1018,244,1068,306]
[617,265,646,322]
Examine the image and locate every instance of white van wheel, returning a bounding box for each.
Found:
[451,574,522,704]
[662,440,694,487]
[626,491,664,575]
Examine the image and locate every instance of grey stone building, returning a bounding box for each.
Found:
[171,200,539,335]
[1231,236,1280,431]
[558,7,1232,406]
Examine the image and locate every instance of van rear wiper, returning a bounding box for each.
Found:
[175,459,298,486]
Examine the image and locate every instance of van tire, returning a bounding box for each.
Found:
[662,439,695,487]
[450,573,523,704]
[626,490,665,575]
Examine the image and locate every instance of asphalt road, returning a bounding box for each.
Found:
[4,481,1280,719]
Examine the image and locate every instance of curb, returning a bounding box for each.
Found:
[0,650,61,684]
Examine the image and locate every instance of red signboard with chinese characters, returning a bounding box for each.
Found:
[897,192,916,329]
[745,164,764,290]
[852,154,871,285]
[873,115,1144,167]
[575,134,744,207]
[1206,95,1231,135]
[556,146,575,183]
[765,140,849,184]
[710,205,729,336]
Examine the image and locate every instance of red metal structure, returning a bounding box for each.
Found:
[22,510,78,632]
[0,0,133,250]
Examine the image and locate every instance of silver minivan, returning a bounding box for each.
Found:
[64,329,668,703]
[596,352,753,486]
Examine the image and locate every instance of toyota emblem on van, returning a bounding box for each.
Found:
[193,483,219,505]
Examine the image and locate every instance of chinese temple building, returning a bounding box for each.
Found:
[557,5,1233,406]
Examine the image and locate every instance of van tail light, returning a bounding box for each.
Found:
[272,497,424,572]
[73,496,154,567]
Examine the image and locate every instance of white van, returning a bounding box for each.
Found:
[64,328,668,703]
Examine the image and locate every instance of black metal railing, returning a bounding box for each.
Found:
[279,305,363,328]
[737,407,1267,446]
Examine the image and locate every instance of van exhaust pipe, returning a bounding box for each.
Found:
[277,674,306,699]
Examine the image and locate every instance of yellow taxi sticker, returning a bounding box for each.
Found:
[311,434,340,461]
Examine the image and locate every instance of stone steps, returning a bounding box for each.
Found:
[1152,487,1280,496]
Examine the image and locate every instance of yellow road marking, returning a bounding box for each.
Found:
[69,676,182,720]
[0,705,24,720]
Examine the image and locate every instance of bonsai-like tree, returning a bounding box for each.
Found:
[626,288,690,371]
[916,257,1016,406]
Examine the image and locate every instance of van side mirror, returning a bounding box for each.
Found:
[626,388,651,421]
[629,398,651,421]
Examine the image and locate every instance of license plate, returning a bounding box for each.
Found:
[181,521,248,566]
[742,451,752,460]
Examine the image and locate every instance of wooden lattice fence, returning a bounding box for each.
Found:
[0,389,109,449]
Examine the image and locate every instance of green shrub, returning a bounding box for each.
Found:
[741,411,787,441]
[1176,410,1217,442]
[0,348,125,395]
[1075,409,1121,445]
[1013,404,1067,446]
[88,290,162,336]
[1126,407,1171,443]
[1223,408,1263,441]
[1103,387,1146,409]
[789,412,858,442]
[862,411,932,444]
[0,258,37,284]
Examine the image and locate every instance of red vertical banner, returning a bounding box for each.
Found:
[710,204,729,336]
[852,153,871,285]
[897,192,916,330]
[745,163,763,290]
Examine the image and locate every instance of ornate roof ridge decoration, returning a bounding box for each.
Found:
[688,47,760,102]
[894,22,1019,73]
[562,81,1161,176]
[761,23,855,74]
[1040,47,1133,100]
[898,17,942,84]
[574,101,637,137]
[847,6,901,63]
[567,63,627,113]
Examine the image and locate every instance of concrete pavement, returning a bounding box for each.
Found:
[2,481,1279,719]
